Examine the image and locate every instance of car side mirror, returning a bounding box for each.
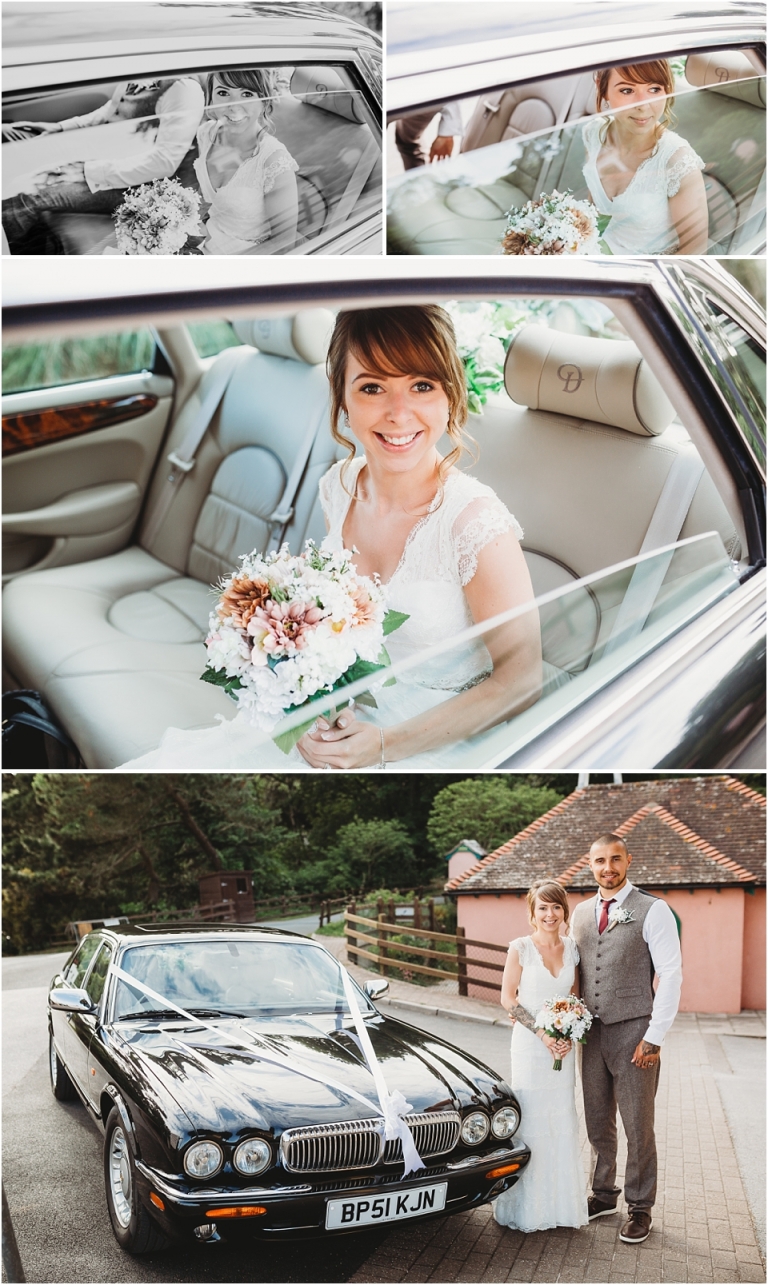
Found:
[364,979,389,1001]
[49,986,96,1014]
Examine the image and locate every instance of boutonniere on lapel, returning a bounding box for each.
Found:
[607,907,635,931]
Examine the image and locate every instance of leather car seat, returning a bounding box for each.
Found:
[467,326,742,673]
[2,310,342,767]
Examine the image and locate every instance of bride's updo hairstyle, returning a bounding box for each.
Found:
[527,880,571,931]
[327,305,473,495]
[205,68,277,136]
[595,60,676,135]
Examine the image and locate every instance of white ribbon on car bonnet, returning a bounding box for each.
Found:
[110,965,425,1175]
[339,967,425,1177]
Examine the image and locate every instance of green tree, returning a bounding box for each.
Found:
[293,818,418,897]
[427,778,564,857]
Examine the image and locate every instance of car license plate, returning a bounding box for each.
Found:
[325,1182,447,1229]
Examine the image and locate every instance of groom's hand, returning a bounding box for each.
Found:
[631,1039,660,1070]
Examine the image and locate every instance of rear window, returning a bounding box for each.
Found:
[2,330,155,394]
[187,321,242,359]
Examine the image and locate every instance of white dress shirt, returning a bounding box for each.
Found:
[437,101,463,138]
[594,880,682,1046]
[60,79,204,193]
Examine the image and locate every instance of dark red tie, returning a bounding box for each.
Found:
[598,898,615,935]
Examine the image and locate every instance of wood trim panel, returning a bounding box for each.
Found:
[2,394,159,458]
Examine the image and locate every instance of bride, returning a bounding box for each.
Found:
[581,60,708,254]
[119,304,545,772]
[194,69,299,255]
[494,881,589,1233]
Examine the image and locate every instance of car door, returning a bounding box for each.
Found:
[65,939,114,1102]
[2,329,174,582]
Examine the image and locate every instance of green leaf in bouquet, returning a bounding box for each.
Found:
[597,213,612,236]
[382,609,410,636]
[200,667,244,696]
[354,691,379,709]
[272,714,319,756]
[598,239,613,255]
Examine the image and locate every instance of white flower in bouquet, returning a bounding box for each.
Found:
[502,189,610,256]
[114,177,202,255]
[535,994,594,1070]
[201,542,408,753]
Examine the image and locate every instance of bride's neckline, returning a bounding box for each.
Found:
[339,457,455,587]
[528,934,568,980]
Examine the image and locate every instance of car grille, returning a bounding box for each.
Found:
[281,1112,460,1174]
[382,1111,461,1164]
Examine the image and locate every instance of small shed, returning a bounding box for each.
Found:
[447,776,765,1014]
[444,839,487,883]
[198,871,255,923]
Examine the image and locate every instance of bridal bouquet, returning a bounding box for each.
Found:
[535,995,593,1070]
[502,190,610,256]
[201,542,408,753]
[114,177,202,255]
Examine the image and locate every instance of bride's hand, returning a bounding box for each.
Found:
[538,1032,571,1061]
[296,708,384,770]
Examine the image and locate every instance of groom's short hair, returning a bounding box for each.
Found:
[590,833,628,854]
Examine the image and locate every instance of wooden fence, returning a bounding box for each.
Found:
[344,908,507,997]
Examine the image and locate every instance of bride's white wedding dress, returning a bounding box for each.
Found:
[581,116,705,254]
[193,122,299,255]
[494,935,588,1233]
[119,457,547,771]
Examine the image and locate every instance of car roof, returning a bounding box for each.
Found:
[387,0,765,115]
[86,923,312,944]
[3,0,377,52]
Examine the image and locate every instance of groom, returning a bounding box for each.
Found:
[571,834,682,1244]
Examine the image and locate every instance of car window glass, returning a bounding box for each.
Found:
[113,941,374,1019]
[235,530,738,766]
[2,329,155,395]
[388,59,765,257]
[84,942,113,1006]
[3,63,381,256]
[187,321,243,359]
[63,935,103,987]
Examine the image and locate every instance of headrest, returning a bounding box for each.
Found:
[504,326,675,436]
[232,310,335,365]
[290,65,366,123]
[685,51,764,106]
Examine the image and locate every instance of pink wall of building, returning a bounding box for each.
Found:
[742,888,766,1010]
[457,886,762,1013]
[447,853,484,883]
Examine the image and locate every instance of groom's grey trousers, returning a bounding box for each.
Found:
[581,1014,660,1212]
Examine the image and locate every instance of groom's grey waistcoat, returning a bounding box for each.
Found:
[572,887,656,1025]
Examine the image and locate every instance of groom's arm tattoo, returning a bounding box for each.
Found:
[506,1003,538,1034]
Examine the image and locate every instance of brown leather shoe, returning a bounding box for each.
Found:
[620,1210,653,1242]
[588,1196,618,1220]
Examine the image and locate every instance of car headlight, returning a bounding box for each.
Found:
[234,1137,272,1176]
[491,1106,520,1139]
[184,1140,223,1178]
[460,1112,490,1145]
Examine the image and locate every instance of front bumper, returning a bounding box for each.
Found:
[135,1139,532,1240]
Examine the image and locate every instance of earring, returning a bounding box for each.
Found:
[343,411,350,426]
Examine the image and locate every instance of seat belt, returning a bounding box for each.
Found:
[141,344,251,550]
[266,397,330,552]
[326,135,380,230]
[597,447,706,662]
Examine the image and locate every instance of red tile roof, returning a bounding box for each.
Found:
[447,776,765,894]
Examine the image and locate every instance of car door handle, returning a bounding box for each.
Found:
[2,481,141,536]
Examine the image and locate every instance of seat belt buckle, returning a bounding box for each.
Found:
[270,507,294,525]
[167,451,196,479]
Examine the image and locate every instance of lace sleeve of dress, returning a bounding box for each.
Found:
[581,114,604,161]
[666,143,705,197]
[565,935,580,967]
[509,937,530,965]
[263,146,300,194]
[318,463,340,528]
[453,493,524,587]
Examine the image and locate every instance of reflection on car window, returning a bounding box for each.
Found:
[187,321,243,359]
[2,329,155,394]
[113,941,373,1019]
[3,63,381,256]
[63,934,102,987]
[388,64,765,257]
[85,942,114,1006]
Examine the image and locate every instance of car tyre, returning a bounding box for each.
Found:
[49,1031,77,1101]
[104,1107,168,1254]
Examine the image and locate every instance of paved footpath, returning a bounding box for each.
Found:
[320,937,766,1285]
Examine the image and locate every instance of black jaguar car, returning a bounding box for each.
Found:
[48,924,530,1253]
